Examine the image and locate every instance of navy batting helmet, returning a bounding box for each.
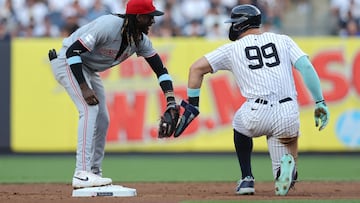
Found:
[225,4,261,41]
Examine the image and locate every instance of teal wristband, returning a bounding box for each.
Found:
[158,74,172,83]
[187,88,200,97]
[67,56,82,65]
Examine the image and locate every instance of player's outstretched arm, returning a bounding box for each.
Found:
[294,56,330,131]
[174,57,213,137]
[145,54,180,138]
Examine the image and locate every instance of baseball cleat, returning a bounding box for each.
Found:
[275,154,296,196]
[235,176,255,195]
[91,167,103,177]
[72,170,112,189]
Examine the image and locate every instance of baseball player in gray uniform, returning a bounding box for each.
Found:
[48,0,179,189]
[175,4,330,196]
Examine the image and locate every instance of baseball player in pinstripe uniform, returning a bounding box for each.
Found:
[48,0,179,189]
[175,4,329,196]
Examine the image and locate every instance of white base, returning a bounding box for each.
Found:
[72,185,137,197]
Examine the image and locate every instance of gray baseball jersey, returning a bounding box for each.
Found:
[205,32,306,177]
[52,14,158,174]
[59,14,156,71]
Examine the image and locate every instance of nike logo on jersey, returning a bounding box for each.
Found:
[73,50,82,54]
[251,108,258,111]
[73,176,89,181]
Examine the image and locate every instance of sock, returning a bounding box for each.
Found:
[233,129,253,179]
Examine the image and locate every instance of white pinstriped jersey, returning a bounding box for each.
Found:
[205,32,306,101]
[204,32,305,174]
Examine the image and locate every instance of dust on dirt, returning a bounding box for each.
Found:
[1,181,359,203]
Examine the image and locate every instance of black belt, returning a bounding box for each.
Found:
[255,97,292,105]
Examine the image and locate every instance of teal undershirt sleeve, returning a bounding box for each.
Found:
[294,56,324,102]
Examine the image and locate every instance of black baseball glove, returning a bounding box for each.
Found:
[48,49,57,61]
[158,102,180,138]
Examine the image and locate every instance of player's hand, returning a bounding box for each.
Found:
[314,100,329,131]
[174,100,200,137]
[80,83,99,105]
[158,101,180,138]
[48,49,57,61]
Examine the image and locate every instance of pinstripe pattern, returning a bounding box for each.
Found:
[205,32,304,178]
[206,32,305,100]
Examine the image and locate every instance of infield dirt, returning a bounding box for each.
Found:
[1,181,359,203]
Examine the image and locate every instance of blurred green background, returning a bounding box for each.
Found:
[0,153,359,183]
[1,153,359,203]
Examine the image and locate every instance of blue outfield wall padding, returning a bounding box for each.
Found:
[0,40,11,153]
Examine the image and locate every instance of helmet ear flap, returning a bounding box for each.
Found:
[232,22,242,31]
[229,24,240,41]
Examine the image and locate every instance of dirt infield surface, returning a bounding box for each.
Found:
[1,181,359,203]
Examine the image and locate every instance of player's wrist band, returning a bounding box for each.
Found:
[187,88,200,97]
[67,56,82,65]
[158,73,172,83]
[315,100,325,104]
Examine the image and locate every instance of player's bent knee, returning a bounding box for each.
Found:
[278,136,298,144]
[278,137,298,161]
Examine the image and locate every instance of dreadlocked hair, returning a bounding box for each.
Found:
[118,14,143,47]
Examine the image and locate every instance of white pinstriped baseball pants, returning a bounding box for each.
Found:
[233,98,300,178]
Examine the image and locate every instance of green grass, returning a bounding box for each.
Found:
[0,154,359,202]
[0,154,359,183]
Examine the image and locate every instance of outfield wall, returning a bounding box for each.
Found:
[3,37,360,153]
[0,40,11,153]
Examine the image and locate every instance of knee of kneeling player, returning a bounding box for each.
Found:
[278,136,298,161]
[278,136,298,144]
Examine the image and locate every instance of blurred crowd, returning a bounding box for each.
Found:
[0,0,288,40]
[1,0,360,41]
[330,0,360,36]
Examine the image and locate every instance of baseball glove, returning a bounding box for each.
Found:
[158,102,180,138]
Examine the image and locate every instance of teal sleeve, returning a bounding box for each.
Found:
[294,56,324,102]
